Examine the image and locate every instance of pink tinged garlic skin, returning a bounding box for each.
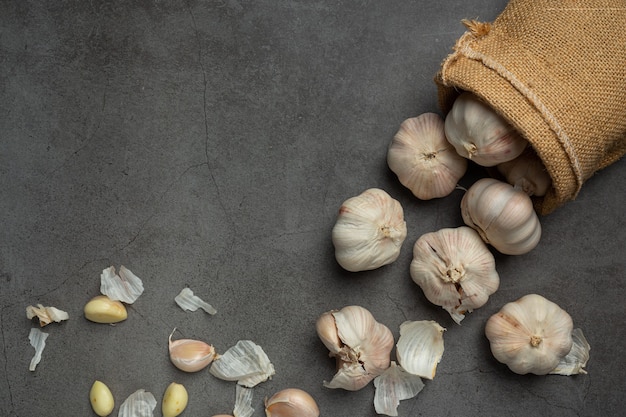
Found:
[387,113,468,200]
[168,329,217,372]
[332,188,407,272]
[444,92,528,166]
[496,148,552,197]
[265,388,320,417]
[410,227,499,324]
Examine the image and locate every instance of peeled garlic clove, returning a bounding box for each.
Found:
[444,91,528,166]
[374,362,424,417]
[209,340,275,387]
[118,389,157,417]
[89,380,115,417]
[100,265,144,304]
[410,226,499,324]
[396,320,445,380]
[168,329,217,372]
[84,295,128,323]
[162,382,188,417]
[265,388,319,417]
[332,188,407,272]
[26,304,69,326]
[496,148,552,197]
[485,294,574,375]
[387,113,468,200]
[174,287,217,315]
[550,328,590,376]
[28,327,48,371]
[461,178,541,255]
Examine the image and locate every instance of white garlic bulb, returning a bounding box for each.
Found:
[496,148,552,197]
[265,388,319,417]
[387,113,468,200]
[444,92,528,166]
[485,294,584,375]
[461,178,541,255]
[410,227,499,324]
[332,188,407,272]
[316,305,394,391]
[395,320,445,380]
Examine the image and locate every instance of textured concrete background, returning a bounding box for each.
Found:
[1,1,624,416]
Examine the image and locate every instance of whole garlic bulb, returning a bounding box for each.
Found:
[410,226,499,324]
[496,148,552,197]
[332,188,407,272]
[485,294,574,375]
[387,113,468,200]
[316,305,394,391]
[461,178,541,255]
[265,388,319,417]
[444,92,528,166]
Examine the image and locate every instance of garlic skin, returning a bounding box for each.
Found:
[316,305,394,390]
[209,340,275,387]
[387,113,468,200]
[485,294,574,375]
[410,227,499,324]
[28,327,48,371]
[168,329,217,372]
[395,320,445,380]
[444,92,528,166]
[461,178,541,255]
[332,188,407,272]
[374,361,424,417]
[118,389,157,417]
[496,148,552,197]
[265,388,320,417]
[550,328,590,376]
[26,304,69,326]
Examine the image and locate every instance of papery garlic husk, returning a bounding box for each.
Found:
[100,265,144,304]
[374,361,424,417]
[168,329,218,372]
[209,340,275,387]
[410,226,499,324]
[496,148,552,197]
[549,328,590,376]
[387,113,468,200]
[211,385,254,417]
[118,389,157,417]
[28,327,48,371]
[175,287,217,315]
[265,388,320,417]
[332,188,407,272]
[485,294,574,375]
[26,304,69,326]
[316,305,394,390]
[461,178,541,255]
[396,320,445,379]
[444,91,528,166]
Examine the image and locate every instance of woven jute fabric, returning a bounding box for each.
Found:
[435,0,626,214]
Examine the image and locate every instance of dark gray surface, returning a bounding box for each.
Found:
[1,1,624,416]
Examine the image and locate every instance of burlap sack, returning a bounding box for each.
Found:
[435,0,626,214]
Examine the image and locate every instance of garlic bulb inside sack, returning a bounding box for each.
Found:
[331,188,407,272]
[410,226,499,324]
[444,91,528,166]
[461,177,541,255]
[316,305,394,391]
[496,148,552,197]
[387,113,468,200]
[485,294,590,375]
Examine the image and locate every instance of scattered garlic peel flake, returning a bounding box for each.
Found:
[28,328,49,371]
[233,385,254,417]
[396,320,445,380]
[374,362,424,416]
[550,328,591,376]
[100,265,144,304]
[26,304,69,326]
[209,340,275,387]
[118,389,157,417]
[175,287,217,315]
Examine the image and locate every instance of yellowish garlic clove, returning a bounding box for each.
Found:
[387,113,468,200]
[410,226,499,324]
[89,380,115,417]
[332,188,407,272]
[84,295,128,324]
[162,382,189,417]
[168,329,217,372]
[444,92,528,166]
[265,388,320,417]
[496,148,552,197]
[396,320,445,380]
[461,178,541,255]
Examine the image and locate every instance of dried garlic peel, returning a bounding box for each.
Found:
[232,385,254,417]
[28,328,48,371]
[209,340,275,387]
[374,362,424,417]
[26,304,69,326]
[175,287,217,315]
[118,389,157,417]
[100,265,144,304]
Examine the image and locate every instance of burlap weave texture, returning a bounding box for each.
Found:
[435,0,626,214]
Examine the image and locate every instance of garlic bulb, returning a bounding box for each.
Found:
[316,305,394,390]
[395,320,445,379]
[374,361,424,416]
[387,113,468,200]
[332,188,407,272]
[168,329,218,372]
[496,148,552,197]
[444,92,528,166]
[410,227,499,324]
[485,294,581,375]
[461,178,541,255]
[265,388,319,417]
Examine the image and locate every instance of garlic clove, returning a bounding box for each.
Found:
[84,295,128,324]
[410,226,499,324]
[209,340,275,387]
[162,382,188,417]
[28,327,48,371]
[331,188,407,272]
[374,361,424,417]
[89,380,115,417]
[100,265,144,304]
[496,148,552,197]
[118,389,157,417]
[387,113,468,200]
[265,388,320,417]
[168,329,218,372]
[396,320,445,380]
[26,304,69,327]
[175,287,217,315]
[549,328,590,376]
[315,310,342,355]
